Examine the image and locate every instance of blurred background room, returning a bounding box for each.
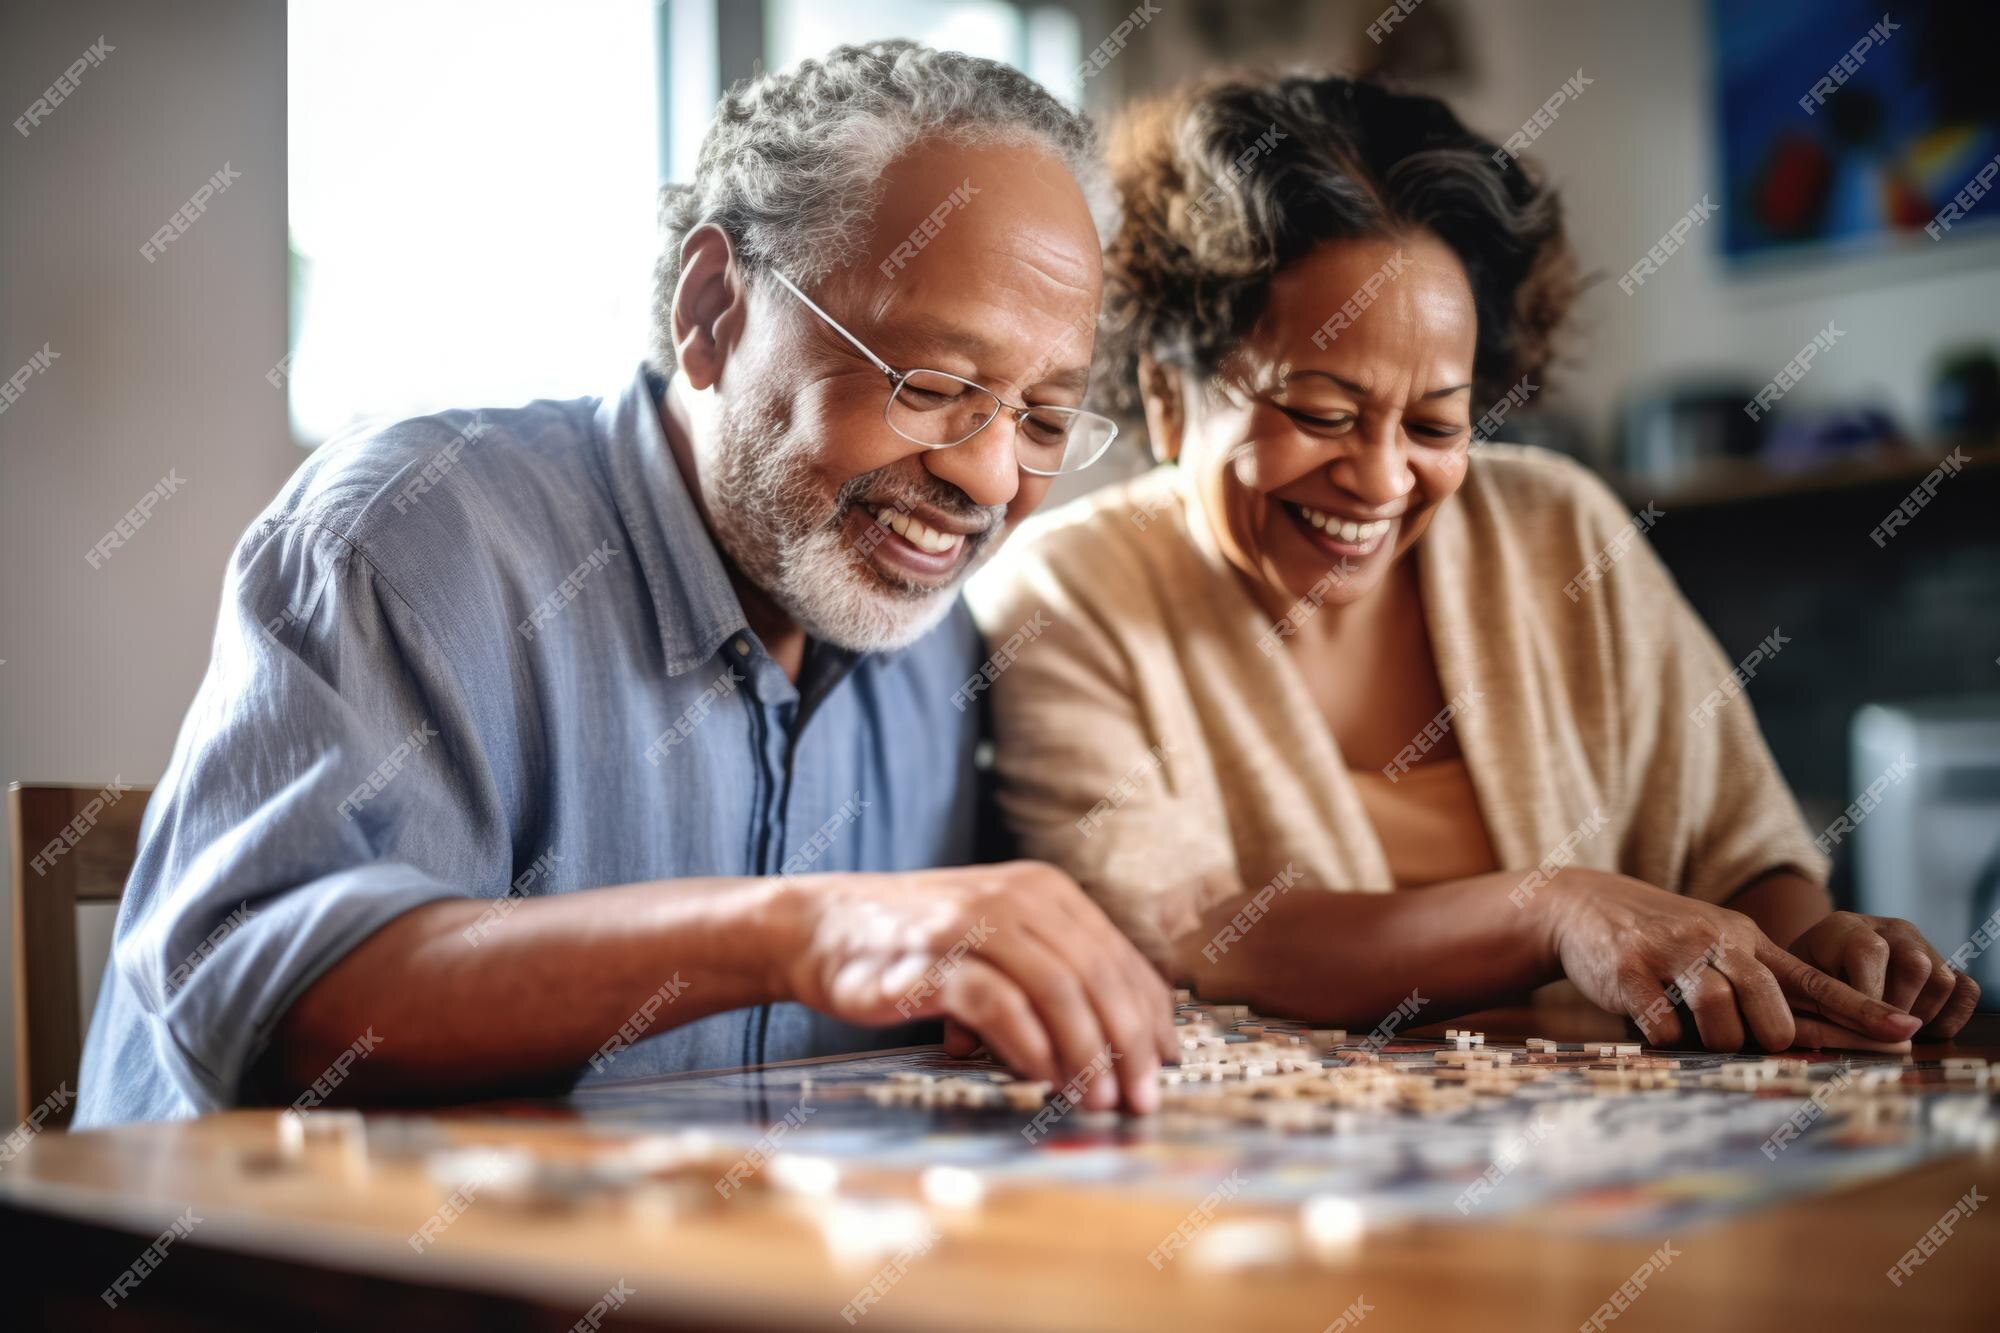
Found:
[3,0,1998,1120]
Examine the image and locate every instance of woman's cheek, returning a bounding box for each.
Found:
[1398,449,1470,549]
[1428,445,1471,496]
[1222,446,1281,540]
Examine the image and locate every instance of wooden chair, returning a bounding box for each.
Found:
[9,782,150,1127]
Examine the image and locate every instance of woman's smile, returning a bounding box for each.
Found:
[1279,499,1397,559]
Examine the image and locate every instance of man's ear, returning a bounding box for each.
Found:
[1138,351,1185,465]
[672,224,747,391]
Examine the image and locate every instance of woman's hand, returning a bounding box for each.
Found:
[1542,870,1924,1051]
[1786,911,1981,1038]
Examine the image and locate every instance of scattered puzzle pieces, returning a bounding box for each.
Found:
[856,1003,1988,1145]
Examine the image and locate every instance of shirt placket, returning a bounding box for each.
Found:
[723,634,797,876]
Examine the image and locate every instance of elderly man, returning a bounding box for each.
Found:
[75,40,1175,1128]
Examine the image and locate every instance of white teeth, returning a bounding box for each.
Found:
[871,506,963,556]
[1293,504,1390,546]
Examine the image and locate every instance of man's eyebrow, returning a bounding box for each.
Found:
[892,313,1091,393]
[1288,370,1473,401]
[1032,363,1091,392]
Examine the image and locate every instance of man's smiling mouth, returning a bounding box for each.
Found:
[846,503,988,588]
[868,504,966,556]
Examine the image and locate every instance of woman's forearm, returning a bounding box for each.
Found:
[1170,871,1568,1026]
[1724,869,1832,949]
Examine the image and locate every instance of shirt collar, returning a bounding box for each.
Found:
[595,363,748,677]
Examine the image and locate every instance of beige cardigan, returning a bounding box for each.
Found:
[966,447,1828,966]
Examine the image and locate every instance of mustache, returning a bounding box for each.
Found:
[833,467,1005,538]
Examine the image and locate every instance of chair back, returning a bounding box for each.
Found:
[8,781,149,1126]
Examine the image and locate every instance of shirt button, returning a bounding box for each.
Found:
[733,637,750,656]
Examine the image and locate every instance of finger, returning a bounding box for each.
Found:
[1923,970,1981,1040]
[1839,928,1892,1001]
[1089,920,1179,1068]
[934,957,1057,1086]
[1021,917,1162,1113]
[1621,972,1683,1047]
[1136,954,1182,1065]
[1050,888,1181,1067]
[983,932,1127,1112]
[1162,983,1186,1066]
[1684,966,1747,1052]
[1754,939,1922,1041]
[940,1018,982,1058]
[1709,948,1795,1051]
[1882,939,1933,1014]
[1880,924,1960,1024]
[1904,956,1952,1024]
[1791,1013,1912,1054]
[1870,920,1959,1025]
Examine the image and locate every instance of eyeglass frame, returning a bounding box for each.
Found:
[766,268,1119,477]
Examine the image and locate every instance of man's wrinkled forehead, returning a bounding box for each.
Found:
[843,138,1102,389]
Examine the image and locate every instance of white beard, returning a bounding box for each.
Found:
[703,392,1000,653]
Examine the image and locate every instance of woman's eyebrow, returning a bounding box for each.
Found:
[1287,369,1472,401]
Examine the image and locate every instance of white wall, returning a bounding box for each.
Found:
[0,1,293,1118]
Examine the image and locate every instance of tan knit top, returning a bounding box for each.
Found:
[966,446,1828,967]
[1351,759,1499,887]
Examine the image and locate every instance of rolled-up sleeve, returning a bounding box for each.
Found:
[1575,481,1830,906]
[113,517,501,1112]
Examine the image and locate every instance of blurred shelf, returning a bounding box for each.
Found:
[1609,442,2000,511]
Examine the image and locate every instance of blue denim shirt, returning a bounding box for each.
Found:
[75,366,982,1127]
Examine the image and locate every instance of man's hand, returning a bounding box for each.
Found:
[1544,871,1924,1051]
[771,861,1180,1112]
[1786,911,1981,1039]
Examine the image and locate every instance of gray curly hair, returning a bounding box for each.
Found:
[651,39,1105,373]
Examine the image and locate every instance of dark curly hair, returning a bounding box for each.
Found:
[1101,71,1577,412]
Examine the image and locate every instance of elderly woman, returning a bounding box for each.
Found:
[969,72,1978,1050]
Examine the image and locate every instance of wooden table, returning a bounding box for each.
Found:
[6,1012,1996,1332]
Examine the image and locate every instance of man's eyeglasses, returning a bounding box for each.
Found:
[769,270,1118,477]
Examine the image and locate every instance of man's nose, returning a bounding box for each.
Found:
[923,416,1022,510]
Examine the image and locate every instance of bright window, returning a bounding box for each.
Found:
[286,1,661,443]
[765,0,1082,106]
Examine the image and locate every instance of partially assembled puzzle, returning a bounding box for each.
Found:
[550,993,1997,1238]
[263,994,1997,1261]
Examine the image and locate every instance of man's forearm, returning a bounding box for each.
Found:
[263,875,799,1104]
[1172,872,1565,1027]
